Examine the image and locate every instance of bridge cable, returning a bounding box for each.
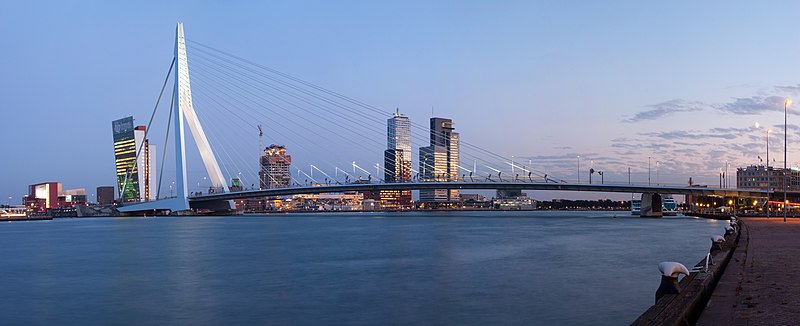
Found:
[156,85,175,199]
[120,58,175,201]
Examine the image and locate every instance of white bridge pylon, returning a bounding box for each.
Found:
[119,23,234,213]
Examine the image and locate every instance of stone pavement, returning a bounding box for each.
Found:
[697,218,800,325]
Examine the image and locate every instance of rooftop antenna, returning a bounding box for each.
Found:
[431,106,434,117]
[395,107,400,116]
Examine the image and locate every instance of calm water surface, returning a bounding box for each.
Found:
[0,211,727,325]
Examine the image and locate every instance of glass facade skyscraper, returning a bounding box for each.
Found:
[419,117,459,206]
[112,117,156,202]
[382,110,412,207]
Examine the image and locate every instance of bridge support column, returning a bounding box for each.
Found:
[641,193,663,217]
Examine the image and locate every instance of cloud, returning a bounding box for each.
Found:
[717,95,786,115]
[622,99,708,123]
[640,130,739,140]
[774,84,800,94]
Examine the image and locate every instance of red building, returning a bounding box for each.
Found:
[22,182,87,212]
[23,182,61,212]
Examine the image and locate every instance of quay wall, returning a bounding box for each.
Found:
[632,219,742,325]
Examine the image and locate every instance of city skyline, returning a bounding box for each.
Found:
[5,2,800,201]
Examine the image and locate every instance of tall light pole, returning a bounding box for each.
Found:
[656,161,660,185]
[785,98,792,222]
[767,128,772,218]
[577,155,581,183]
[725,160,729,188]
[648,156,652,186]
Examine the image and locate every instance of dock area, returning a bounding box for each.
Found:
[697,218,800,325]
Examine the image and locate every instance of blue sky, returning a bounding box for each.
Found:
[3,1,800,202]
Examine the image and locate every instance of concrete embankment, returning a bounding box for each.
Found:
[696,218,800,325]
[632,219,740,325]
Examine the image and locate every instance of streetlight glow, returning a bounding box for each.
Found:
[785,98,791,222]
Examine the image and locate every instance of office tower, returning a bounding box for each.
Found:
[112,117,156,202]
[260,144,292,189]
[419,117,460,206]
[382,109,413,207]
[134,126,157,201]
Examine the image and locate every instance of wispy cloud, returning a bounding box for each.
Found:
[774,84,800,94]
[640,130,739,140]
[623,99,708,123]
[717,95,786,115]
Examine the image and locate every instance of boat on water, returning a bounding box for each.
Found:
[631,199,641,215]
[1,207,26,219]
[630,195,679,216]
[662,195,678,216]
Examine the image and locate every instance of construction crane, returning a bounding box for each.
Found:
[258,124,263,155]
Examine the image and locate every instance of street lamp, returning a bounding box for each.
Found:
[785,98,792,222]
[648,156,652,186]
[577,155,581,183]
[725,160,729,188]
[767,128,772,218]
[656,161,660,185]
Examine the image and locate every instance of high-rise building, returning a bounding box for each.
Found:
[112,117,156,202]
[382,110,413,207]
[260,144,292,189]
[419,117,460,206]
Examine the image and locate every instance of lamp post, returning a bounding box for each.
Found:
[725,160,729,188]
[648,156,652,186]
[785,98,792,222]
[577,155,581,183]
[656,161,660,185]
[767,128,772,218]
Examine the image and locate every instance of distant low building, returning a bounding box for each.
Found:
[23,182,60,212]
[96,186,115,205]
[494,197,536,210]
[60,188,87,208]
[736,165,800,192]
[460,193,492,209]
[230,178,243,192]
[23,183,87,212]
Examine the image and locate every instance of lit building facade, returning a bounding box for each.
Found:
[112,117,156,202]
[736,165,800,192]
[260,144,292,189]
[23,183,86,212]
[419,117,460,205]
[382,110,412,207]
[24,182,61,211]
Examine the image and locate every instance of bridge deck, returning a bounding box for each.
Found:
[190,182,768,202]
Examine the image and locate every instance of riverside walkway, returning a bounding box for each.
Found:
[697,218,800,325]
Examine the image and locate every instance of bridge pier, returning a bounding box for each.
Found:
[641,193,663,217]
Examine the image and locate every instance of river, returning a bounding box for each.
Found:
[0,211,727,325]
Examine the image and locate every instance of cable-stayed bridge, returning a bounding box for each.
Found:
[117,23,768,216]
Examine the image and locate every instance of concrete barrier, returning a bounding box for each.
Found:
[632,220,742,325]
